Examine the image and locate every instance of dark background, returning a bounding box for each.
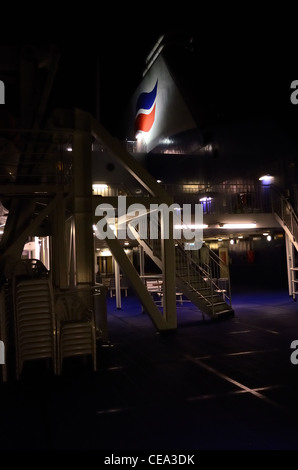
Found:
[42,14,298,137]
[2,9,298,138]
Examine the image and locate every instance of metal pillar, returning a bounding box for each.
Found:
[114,257,122,309]
[160,210,177,329]
[66,217,76,288]
[139,245,146,314]
[285,233,295,297]
[139,245,145,279]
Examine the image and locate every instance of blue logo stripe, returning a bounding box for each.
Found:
[136,80,158,112]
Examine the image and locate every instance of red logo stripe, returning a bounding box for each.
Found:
[135,104,156,133]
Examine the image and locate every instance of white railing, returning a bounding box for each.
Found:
[271,186,298,251]
[128,211,232,315]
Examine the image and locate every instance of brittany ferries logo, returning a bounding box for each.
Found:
[135,80,158,138]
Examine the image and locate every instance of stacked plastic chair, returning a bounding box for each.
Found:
[55,291,97,375]
[12,260,57,379]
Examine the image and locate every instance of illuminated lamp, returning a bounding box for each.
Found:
[259,175,274,185]
[222,223,257,229]
[174,224,209,229]
[199,197,213,202]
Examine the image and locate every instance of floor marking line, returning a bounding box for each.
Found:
[195,349,279,360]
[228,330,251,334]
[184,354,284,410]
[187,385,281,402]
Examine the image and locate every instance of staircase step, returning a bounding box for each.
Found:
[214,309,235,319]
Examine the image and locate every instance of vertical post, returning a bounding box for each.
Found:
[285,233,295,297]
[0,340,4,365]
[160,209,177,329]
[67,217,76,288]
[139,245,145,278]
[139,245,145,313]
[40,236,50,271]
[114,257,122,309]
[0,80,4,104]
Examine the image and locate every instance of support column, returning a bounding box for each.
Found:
[160,210,177,329]
[285,233,295,297]
[66,217,76,288]
[114,257,122,309]
[139,245,145,278]
[139,245,145,314]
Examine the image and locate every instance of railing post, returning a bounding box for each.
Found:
[285,233,294,297]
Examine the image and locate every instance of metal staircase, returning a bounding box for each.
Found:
[175,242,234,318]
[128,216,234,319]
[271,187,298,299]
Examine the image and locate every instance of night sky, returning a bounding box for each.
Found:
[5,9,296,142]
[47,22,298,141]
[49,32,164,132]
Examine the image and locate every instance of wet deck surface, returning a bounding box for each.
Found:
[1,287,298,451]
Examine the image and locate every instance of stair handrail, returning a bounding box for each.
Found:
[174,237,232,308]
[126,209,232,311]
[271,186,298,249]
[174,242,216,315]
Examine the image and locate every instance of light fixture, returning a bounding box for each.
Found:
[174,224,209,229]
[267,235,272,241]
[92,184,109,195]
[230,239,235,245]
[199,196,213,202]
[222,223,257,229]
[100,250,112,257]
[93,183,108,190]
[259,174,274,184]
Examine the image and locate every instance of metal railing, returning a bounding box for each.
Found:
[175,239,232,315]
[160,182,273,215]
[271,186,298,250]
[128,210,232,315]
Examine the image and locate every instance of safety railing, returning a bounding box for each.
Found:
[159,182,273,215]
[127,209,232,315]
[174,239,232,315]
[271,186,298,250]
